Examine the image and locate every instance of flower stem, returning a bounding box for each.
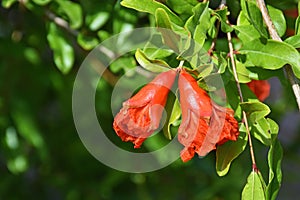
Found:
[226,30,257,167]
[256,0,300,111]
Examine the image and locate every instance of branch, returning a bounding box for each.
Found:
[256,0,300,111]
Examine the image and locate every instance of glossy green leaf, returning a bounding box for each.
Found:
[185,2,211,46]
[234,25,260,43]
[240,101,270,123]
[211,7,234,33]
[32,0,51,6]
[251,118,272,146]
[121,0,183,26]
[240,0,268,38]
[86,12,110,31]
[47,22,74,74]
[110,56,136,76]
[237,10,250,26]
[284,35,300,48]
[77,33,99,50]
[240,39,300,78]
[235,60,252,83]
[163,95,181,140]
[166,0,198,20]
[266,138,283,200]
[155,8,180,52]
[155,8,172,29]
[1,0,17,8]
[267,6,286,37]
[55,0,83,29]
[242,171,266,200]
[216,127,248,176]
[135,49,170,73]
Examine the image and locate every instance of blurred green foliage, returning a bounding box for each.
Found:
[0,0,300,199]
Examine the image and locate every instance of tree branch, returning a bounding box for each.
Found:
[256,0,300,111]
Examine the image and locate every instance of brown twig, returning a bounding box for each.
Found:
[227,28,257,168]
[256,0,300,111]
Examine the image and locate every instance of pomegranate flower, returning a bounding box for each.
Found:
[113,70,176,148]
[178,69,239,162]
[247,80,270,101]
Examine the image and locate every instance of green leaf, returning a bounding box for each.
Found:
[267,5,286,37]
[55,0,83,29]
[240,0,268,38]
[284,35,300,48]
[155,8,172,29]
[32,0,51,6]
[1,0,17,8]
[110,56,136,76]
[121,0,183,26]
[216,127,248,176]
[251,118,272,146]
[266,138,283,200]
[135,49,170,73]
[296,16,300,35]
[185,2,211,46]
[240,101,270,123]
[234,25,261,43]
[47,22,74,74]
[155,8,180,52]
[86,12,110,31]
[212,6,234,33]
[163,95,181,140]
[240,39,300,78]
[165,0,198,20]
[242,171,266,200]
[235,60,252,83]
[77,33,99,50]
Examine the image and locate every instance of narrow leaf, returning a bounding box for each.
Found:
[266,138,283,200]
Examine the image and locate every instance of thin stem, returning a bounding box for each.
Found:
[227,30,257,167]
[45,10,79,36]
[256,0,300,111]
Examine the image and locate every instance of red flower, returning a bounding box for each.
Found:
[247,80,270,101]
[113,70,176,148]
[178,69,239,162]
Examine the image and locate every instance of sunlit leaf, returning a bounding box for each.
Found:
[1,0,17,8]
[267,5,286,37]
[234,25,260,43]
[32,0,51,6]
[185,2,211,46]
[240,39,300,79]
[216,126,248,176]
[240,0,268,38]
[135,49,170,73]
[242,171,266,200]
[47,22,74,74]
[55,0,83,29]
[240,101,270,122]
[77,32,99,50]
[284,35,300,48]
[121,0,183,26]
